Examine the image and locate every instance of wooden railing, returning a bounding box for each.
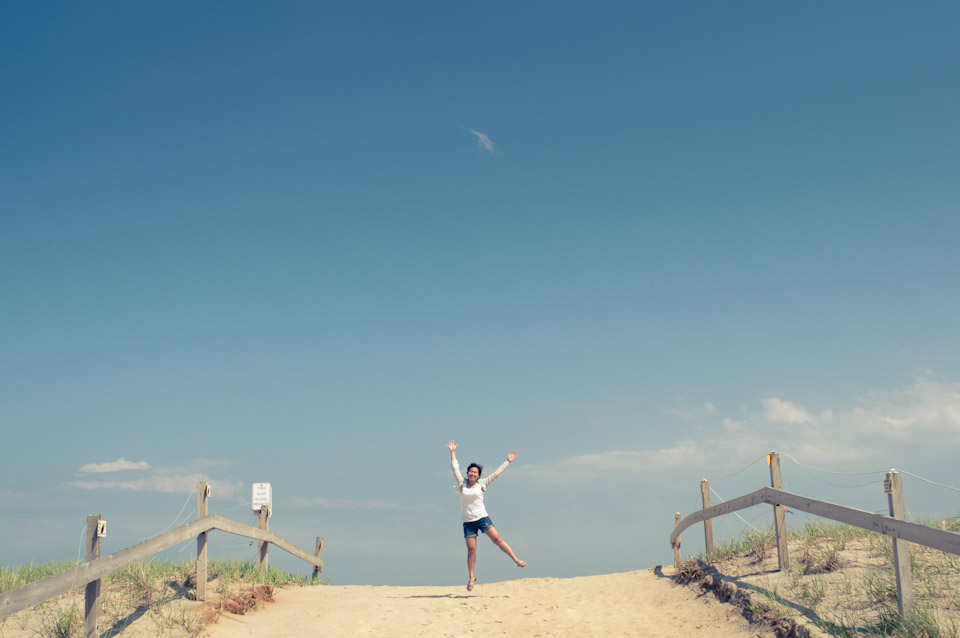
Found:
[0,482,323,637]
[670,452,960,619]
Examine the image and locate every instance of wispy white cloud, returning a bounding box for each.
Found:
[521,445,707,482]
[69,474,243,499]
[71,479,147,491]
[79,458,150,473]
[69,460,242,499]
[665,401,719,422]
[762,397,812,424]
[289,496,440,512]
[469,129,495,153]
[520,376,960,482]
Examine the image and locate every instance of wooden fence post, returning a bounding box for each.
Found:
[196,482,209,601]
[673,512,681,569]
[84,515,102,638]
[768,452,790,570]
[886,470,914,618]
[312,537,324,579]
[700,479,714,556]
[258,505,270,571]
[0,513,324,620]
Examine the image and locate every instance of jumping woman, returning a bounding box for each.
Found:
[447,440,525,591]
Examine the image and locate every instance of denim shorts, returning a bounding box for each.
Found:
[463,516,494,538]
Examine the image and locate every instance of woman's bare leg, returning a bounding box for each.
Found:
[484,527,525,567]
[465,537,477,590]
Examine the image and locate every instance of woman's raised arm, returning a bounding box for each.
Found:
[448,441,463,485]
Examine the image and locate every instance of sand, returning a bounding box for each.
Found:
[199,569,770,638]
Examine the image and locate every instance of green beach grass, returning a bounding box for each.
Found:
[688,517,960,638]
[1,559,329,637]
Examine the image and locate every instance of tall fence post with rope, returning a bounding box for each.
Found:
[312,537,324,580]
[768,451,790,570]
[258,505,271,571]
[84,515,102,638]
[700,479,713,556]
[673,512,681,569]
[196,482,210,601]
[885,470,914,619]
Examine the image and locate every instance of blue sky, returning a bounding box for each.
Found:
[2,2,959,586]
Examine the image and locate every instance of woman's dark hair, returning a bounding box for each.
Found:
[467,462,483,477]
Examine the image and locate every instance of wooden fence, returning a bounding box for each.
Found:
[669,452,960,619]
[0,482,323,638]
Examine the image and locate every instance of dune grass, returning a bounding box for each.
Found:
[694,518,960,638]
[1,558,329,637]
[1,558,329,593]
[0,560,84,595]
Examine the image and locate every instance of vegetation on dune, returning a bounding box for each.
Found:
[0,560,83,595]
[0,559,329,637]
[681,518,960,638]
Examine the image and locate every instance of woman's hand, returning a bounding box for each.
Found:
[507,451,518,463]
[448,440,457,453]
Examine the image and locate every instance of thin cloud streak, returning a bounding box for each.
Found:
[79,458,150,473]
[762,398,812,424]
[69,459,243,500]
[520,445,706,482]
[290,496,440,512]
[469,129,495,153]
[520,376,960,482]
[69,474,243,499]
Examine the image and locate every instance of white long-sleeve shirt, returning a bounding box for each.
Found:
[451,458,510,522]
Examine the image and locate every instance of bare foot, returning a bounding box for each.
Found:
[516,560,526,567]
[467,577,476,591]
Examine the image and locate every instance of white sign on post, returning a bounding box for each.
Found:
[252,482,272,513]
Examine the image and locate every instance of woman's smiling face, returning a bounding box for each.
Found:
[466,466,480,484]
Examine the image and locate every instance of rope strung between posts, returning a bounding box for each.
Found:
[705,454,767,481]
[778,452,960,493]
[709,486,762,533]
[898,470,960,493]
[787,462,882,490]
[69,522,86,591]
[220,501,250,511]
[134,488,197,542]
[778,452,887,476]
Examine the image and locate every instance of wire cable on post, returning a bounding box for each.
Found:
[69,523,86,591]
[709,486,762,533]
[789,462,883,490]
[778,452,887,477]
[134,488,197,542]
[779,453,960,493]
[899,470,960,493]
[219,501,250,512]
[706,454,767,482]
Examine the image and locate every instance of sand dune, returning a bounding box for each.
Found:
[200,569,770,638]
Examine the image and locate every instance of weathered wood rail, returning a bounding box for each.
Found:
[670,452,960,619]
[670,486,960,554]
[0,482,323,636]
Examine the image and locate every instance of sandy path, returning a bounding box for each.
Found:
[200,569,768,638]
